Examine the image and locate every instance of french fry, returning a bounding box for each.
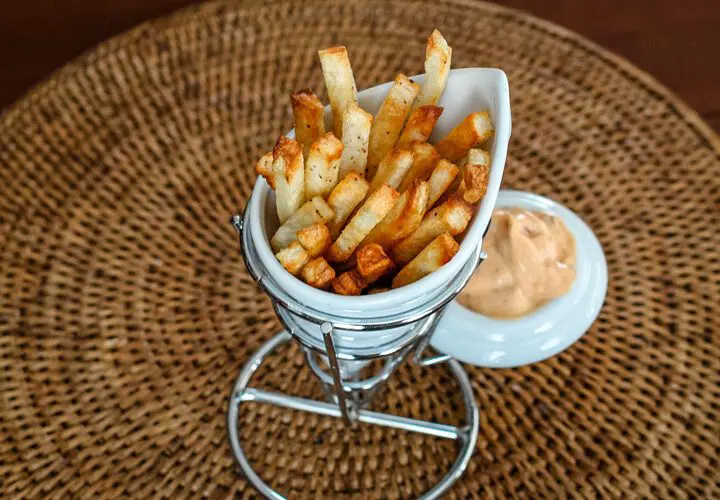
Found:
[435,111,493,161]
[367,287,390,295]
[391,196,473,265]
[254,152,275,189]
[305,132,344,199]
[356,244,395,283]
[410,30,452,112]
[270,197,334,252]
[368,149,414,195]
[465,148,489,167]
[392,233,459,288]
[397,142,440,192]
[327,185,399,263]
[395,105,443,150]
[297,223,332,258]
[331,270,366,296]
[291,89,325,157]
[301,257,336,289]
[318,47,358,138]
[434,156,464,207]
[272,136,305,224]
[338,103,373,178]
[366,74,420,178]
[276,242,310,275]
[461,149,490,204]
[326,171,370,239]
[361,180,430,250]
[426,159,459,208]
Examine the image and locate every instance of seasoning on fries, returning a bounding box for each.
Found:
[338,103,373,179]
[252,29,495,294]
[291,89,325,157]
[305,132,343,199]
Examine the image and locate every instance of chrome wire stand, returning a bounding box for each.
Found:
[227,211,486,499]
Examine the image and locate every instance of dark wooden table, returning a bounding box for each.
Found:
[1,0,718,131]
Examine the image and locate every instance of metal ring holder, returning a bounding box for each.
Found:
[228,207,486,499]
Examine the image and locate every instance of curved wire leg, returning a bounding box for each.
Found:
[227,332,479,500]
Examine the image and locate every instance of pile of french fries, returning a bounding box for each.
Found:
[255,30,493,295]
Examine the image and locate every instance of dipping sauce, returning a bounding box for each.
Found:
[458,208,576,319]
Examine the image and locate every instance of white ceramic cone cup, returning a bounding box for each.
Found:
[244,68,511,357]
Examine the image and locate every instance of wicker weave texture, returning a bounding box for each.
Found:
[1,0,718,498]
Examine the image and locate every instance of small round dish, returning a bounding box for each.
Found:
[430,190,608,368]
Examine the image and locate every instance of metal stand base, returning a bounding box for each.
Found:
[227,332,479,500]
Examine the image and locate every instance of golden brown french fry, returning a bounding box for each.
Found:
[361,180,430,250]
[367,287,390,295]
[395,105,443,150]
[276,242,310,276]
[327,185,399,263]
[368,149,413,195]
[305,133,344,199]
[426,159,459,208]
[397,142,440,193]
[270,197,334,252]
[318,47,358,138]
[435,111,493,161]
[291,89,325,157]
[326,171,370,239]
[356,244,395,283]
[392,233,459,288]
[410,30,452,112]
[366,74,420,178]
[301,257,336,289]
[272,136,305,224]
[331,270,366,296]
[461,149,490,204]
[254,152,275,189]
[465,148,489,167]
[390,196,473,266]
[433,155,464,207]
[338,103,373,178]
[297,223,332,258]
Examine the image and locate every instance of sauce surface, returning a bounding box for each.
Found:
[458,208,576,319]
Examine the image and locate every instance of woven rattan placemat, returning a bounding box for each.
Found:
[1,1,718,497]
